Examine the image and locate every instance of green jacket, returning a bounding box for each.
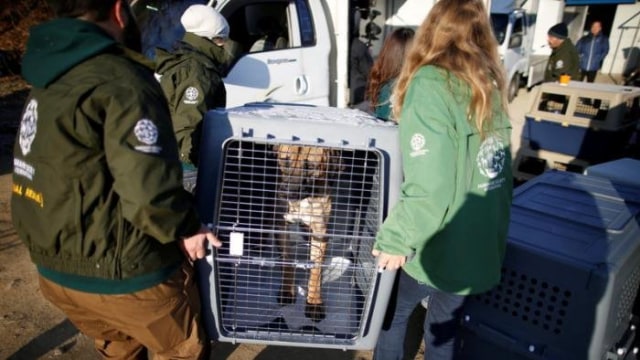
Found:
[544,39,580,82]
[12,18,202,294]
[373,80,394,121]
[155,32,227,166]
[374,66,513,295]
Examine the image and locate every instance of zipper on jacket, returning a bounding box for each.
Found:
[114,203,124,279]
[465,116,475,192]
[466,140,474,192]
[587,37,595,70]
[73,179,85,259]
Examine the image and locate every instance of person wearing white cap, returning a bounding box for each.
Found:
[181,4,230,40]
[155,4,230,186]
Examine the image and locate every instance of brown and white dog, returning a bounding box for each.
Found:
[273,144,341,322]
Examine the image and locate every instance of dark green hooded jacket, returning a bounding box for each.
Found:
[12,18,202,294]
[155,32,227,166]
[544,38,580,82]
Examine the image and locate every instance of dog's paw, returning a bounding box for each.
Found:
[305,302,326,323]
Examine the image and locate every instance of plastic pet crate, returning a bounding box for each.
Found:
[523,82,640,163]
[194,103,402,350]
[584,158,640,187]
[513,147,590,181]
[584,157,640,331]
[460,170,640,359]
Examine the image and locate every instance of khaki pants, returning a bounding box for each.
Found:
[39,262,207,360]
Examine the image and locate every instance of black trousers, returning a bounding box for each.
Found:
[581,70,598,83]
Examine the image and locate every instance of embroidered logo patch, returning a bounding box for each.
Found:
[409,133,428,157]
[133,119,162,154]
[476,136,506,179]
[184,86,199,104]
[555,59,564,69]
[19,99,38,156]
[14,158,35,180]
[134,119,158,145]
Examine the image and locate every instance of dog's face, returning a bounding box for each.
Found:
[273,144,339,200]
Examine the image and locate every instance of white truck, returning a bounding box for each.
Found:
[491,0,565,101]
[133,0,369,108]
[214,0,353,108]
[134,0,558,107]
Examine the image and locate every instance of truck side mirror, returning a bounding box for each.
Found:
[509,34,522,49]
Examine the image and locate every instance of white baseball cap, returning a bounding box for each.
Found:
[180,4,230,40]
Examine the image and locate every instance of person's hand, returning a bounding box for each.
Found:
[372,249,406,271]
[180,224,222,262]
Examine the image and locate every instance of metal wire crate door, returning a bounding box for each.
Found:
[211,138,384,346]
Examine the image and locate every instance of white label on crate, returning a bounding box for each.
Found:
[229,232,244,256]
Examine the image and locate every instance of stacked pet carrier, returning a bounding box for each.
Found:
[460,170,640,359]
[194,103,401,349]
[583,157,640,187]
[513,81,640,181]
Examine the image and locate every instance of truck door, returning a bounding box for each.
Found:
[502,12,526,81]
[219,0,331,108]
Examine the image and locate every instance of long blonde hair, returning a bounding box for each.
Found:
[392,0,507,136]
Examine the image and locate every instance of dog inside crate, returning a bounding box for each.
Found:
[212,139,382,338]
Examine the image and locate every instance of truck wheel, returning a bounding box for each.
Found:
[508,73,521,103]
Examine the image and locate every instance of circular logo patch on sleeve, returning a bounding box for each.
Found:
[183,86,199,104]
[409,133,429,157]
[133,119,162,154]
[19,99,38,156]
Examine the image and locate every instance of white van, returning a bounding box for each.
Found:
[214,0,334,107]
[133,0,368,108]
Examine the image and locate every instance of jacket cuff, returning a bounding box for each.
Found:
[178,210,203,240]
[373,232,414,257]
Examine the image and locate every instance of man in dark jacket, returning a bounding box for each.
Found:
[155,4,228,170]
[12,0,221,358]
[576,20,609,83]
[349,6,373,108]
[544,23,580,82]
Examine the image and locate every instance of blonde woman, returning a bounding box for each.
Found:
[372,0,513,358]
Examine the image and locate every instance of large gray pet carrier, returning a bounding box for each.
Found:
[194,103,402,350]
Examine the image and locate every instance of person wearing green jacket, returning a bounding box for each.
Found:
[11,0,221,358]
[155,4,228,170]
[372,0,513,358]
[544,23,581,82]
[366,27,415,121]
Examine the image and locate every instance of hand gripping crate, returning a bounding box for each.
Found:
[523,81,640,164]
[194,103,401,350]
[459,170,640,359]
